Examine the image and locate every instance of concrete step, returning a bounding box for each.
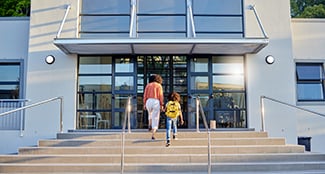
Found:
[57,131,268,140]
[0,161,325,173]
[0,130,321,173]
[38,137,286,147]
[0,153,324,164]
[18,145,304,155]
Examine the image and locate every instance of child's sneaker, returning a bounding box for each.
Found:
[166,140,170,147]
[173,135,178,140]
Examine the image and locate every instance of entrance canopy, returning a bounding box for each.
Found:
[53,38,268,55]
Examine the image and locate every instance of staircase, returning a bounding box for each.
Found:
[0,130,325,173]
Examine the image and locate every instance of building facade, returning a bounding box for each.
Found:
[0,0,325,154]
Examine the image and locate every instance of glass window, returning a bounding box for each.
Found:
[0,63,21,99]
[115,76,134,90]
[296,63,325,101]
[115,58,134,73]
[191,76,209,90]
[213,75,244,91]
[79,56,112,74]
[82,0,130,14]
[190,58,209,72]
[193,0,242,15]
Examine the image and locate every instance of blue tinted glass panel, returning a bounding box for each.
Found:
[297,84,324,100]
[193,0,242,15]
[81,16,130,32]
[0,65,19,81]
[138,16,186,32]
[82,0,130,14]
[195,16,242,32]
[296,64,322,80]
[138,0,186,14]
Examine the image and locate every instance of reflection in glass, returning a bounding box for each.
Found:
[214,110,246,128]
[213,75,244,91]
[0,65,20,81]
[212,92,245,109]
[298,84,324,100]
[79,56,112,74]
[296,64,322,80]
[78,76,112,91]
[115,76,134,90]
[191,76,209,90]
[116,57,134,72]
[114,95,128,109]
[190,58,208,72]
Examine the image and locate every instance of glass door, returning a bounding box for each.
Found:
[136,55,188,129]
[111,56,137,129]
[188,56,247,129]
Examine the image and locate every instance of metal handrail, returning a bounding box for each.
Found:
[56,4,71,38]
[0,99,29,135]
[248,5,269,39]
[195,96,211,174]
[260,95,325,132]
[121,96,132,174]
[0,97,64,133]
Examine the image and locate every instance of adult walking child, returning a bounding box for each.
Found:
[165,91,184,147]
[143,74,164,140]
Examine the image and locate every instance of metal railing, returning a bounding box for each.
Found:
[260,95,325,132]
[0,97,64,135]
[0,99,29,132]
[121,96,132,174]
[195,96,212,174]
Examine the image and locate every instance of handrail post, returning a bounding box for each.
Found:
[196,97,200,132]
[196,96,212,174]
[59,96,64,133]
[127,96,131,133]
[260,96,266,132]
[121,96,132,174]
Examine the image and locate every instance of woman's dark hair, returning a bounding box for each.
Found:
[168,91,180,102]
[149,74,163,84]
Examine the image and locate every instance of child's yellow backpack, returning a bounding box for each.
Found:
[165,101,180,119]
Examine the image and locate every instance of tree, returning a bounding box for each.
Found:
[0,0,30,17]
[291,0,325,18]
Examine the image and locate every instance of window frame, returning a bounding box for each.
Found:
[0,59,24,99]
[296,62,325,103]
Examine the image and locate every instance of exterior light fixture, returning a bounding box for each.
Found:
[45,55,55,64]
[265,55,275,64]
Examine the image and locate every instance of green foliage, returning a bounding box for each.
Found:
[291,0,325,18]
[0,0,30,17]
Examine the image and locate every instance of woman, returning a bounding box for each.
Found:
[143,74,164,140]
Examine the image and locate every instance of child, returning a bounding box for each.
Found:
[165,92,184,147]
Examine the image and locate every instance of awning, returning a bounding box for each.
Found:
[53,38,269,55]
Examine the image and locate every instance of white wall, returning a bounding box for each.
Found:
[291,18,325,153]
[244,0,298,144]
[0,17,29,59]
[0,17,30,154]
[0,0,79,154]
